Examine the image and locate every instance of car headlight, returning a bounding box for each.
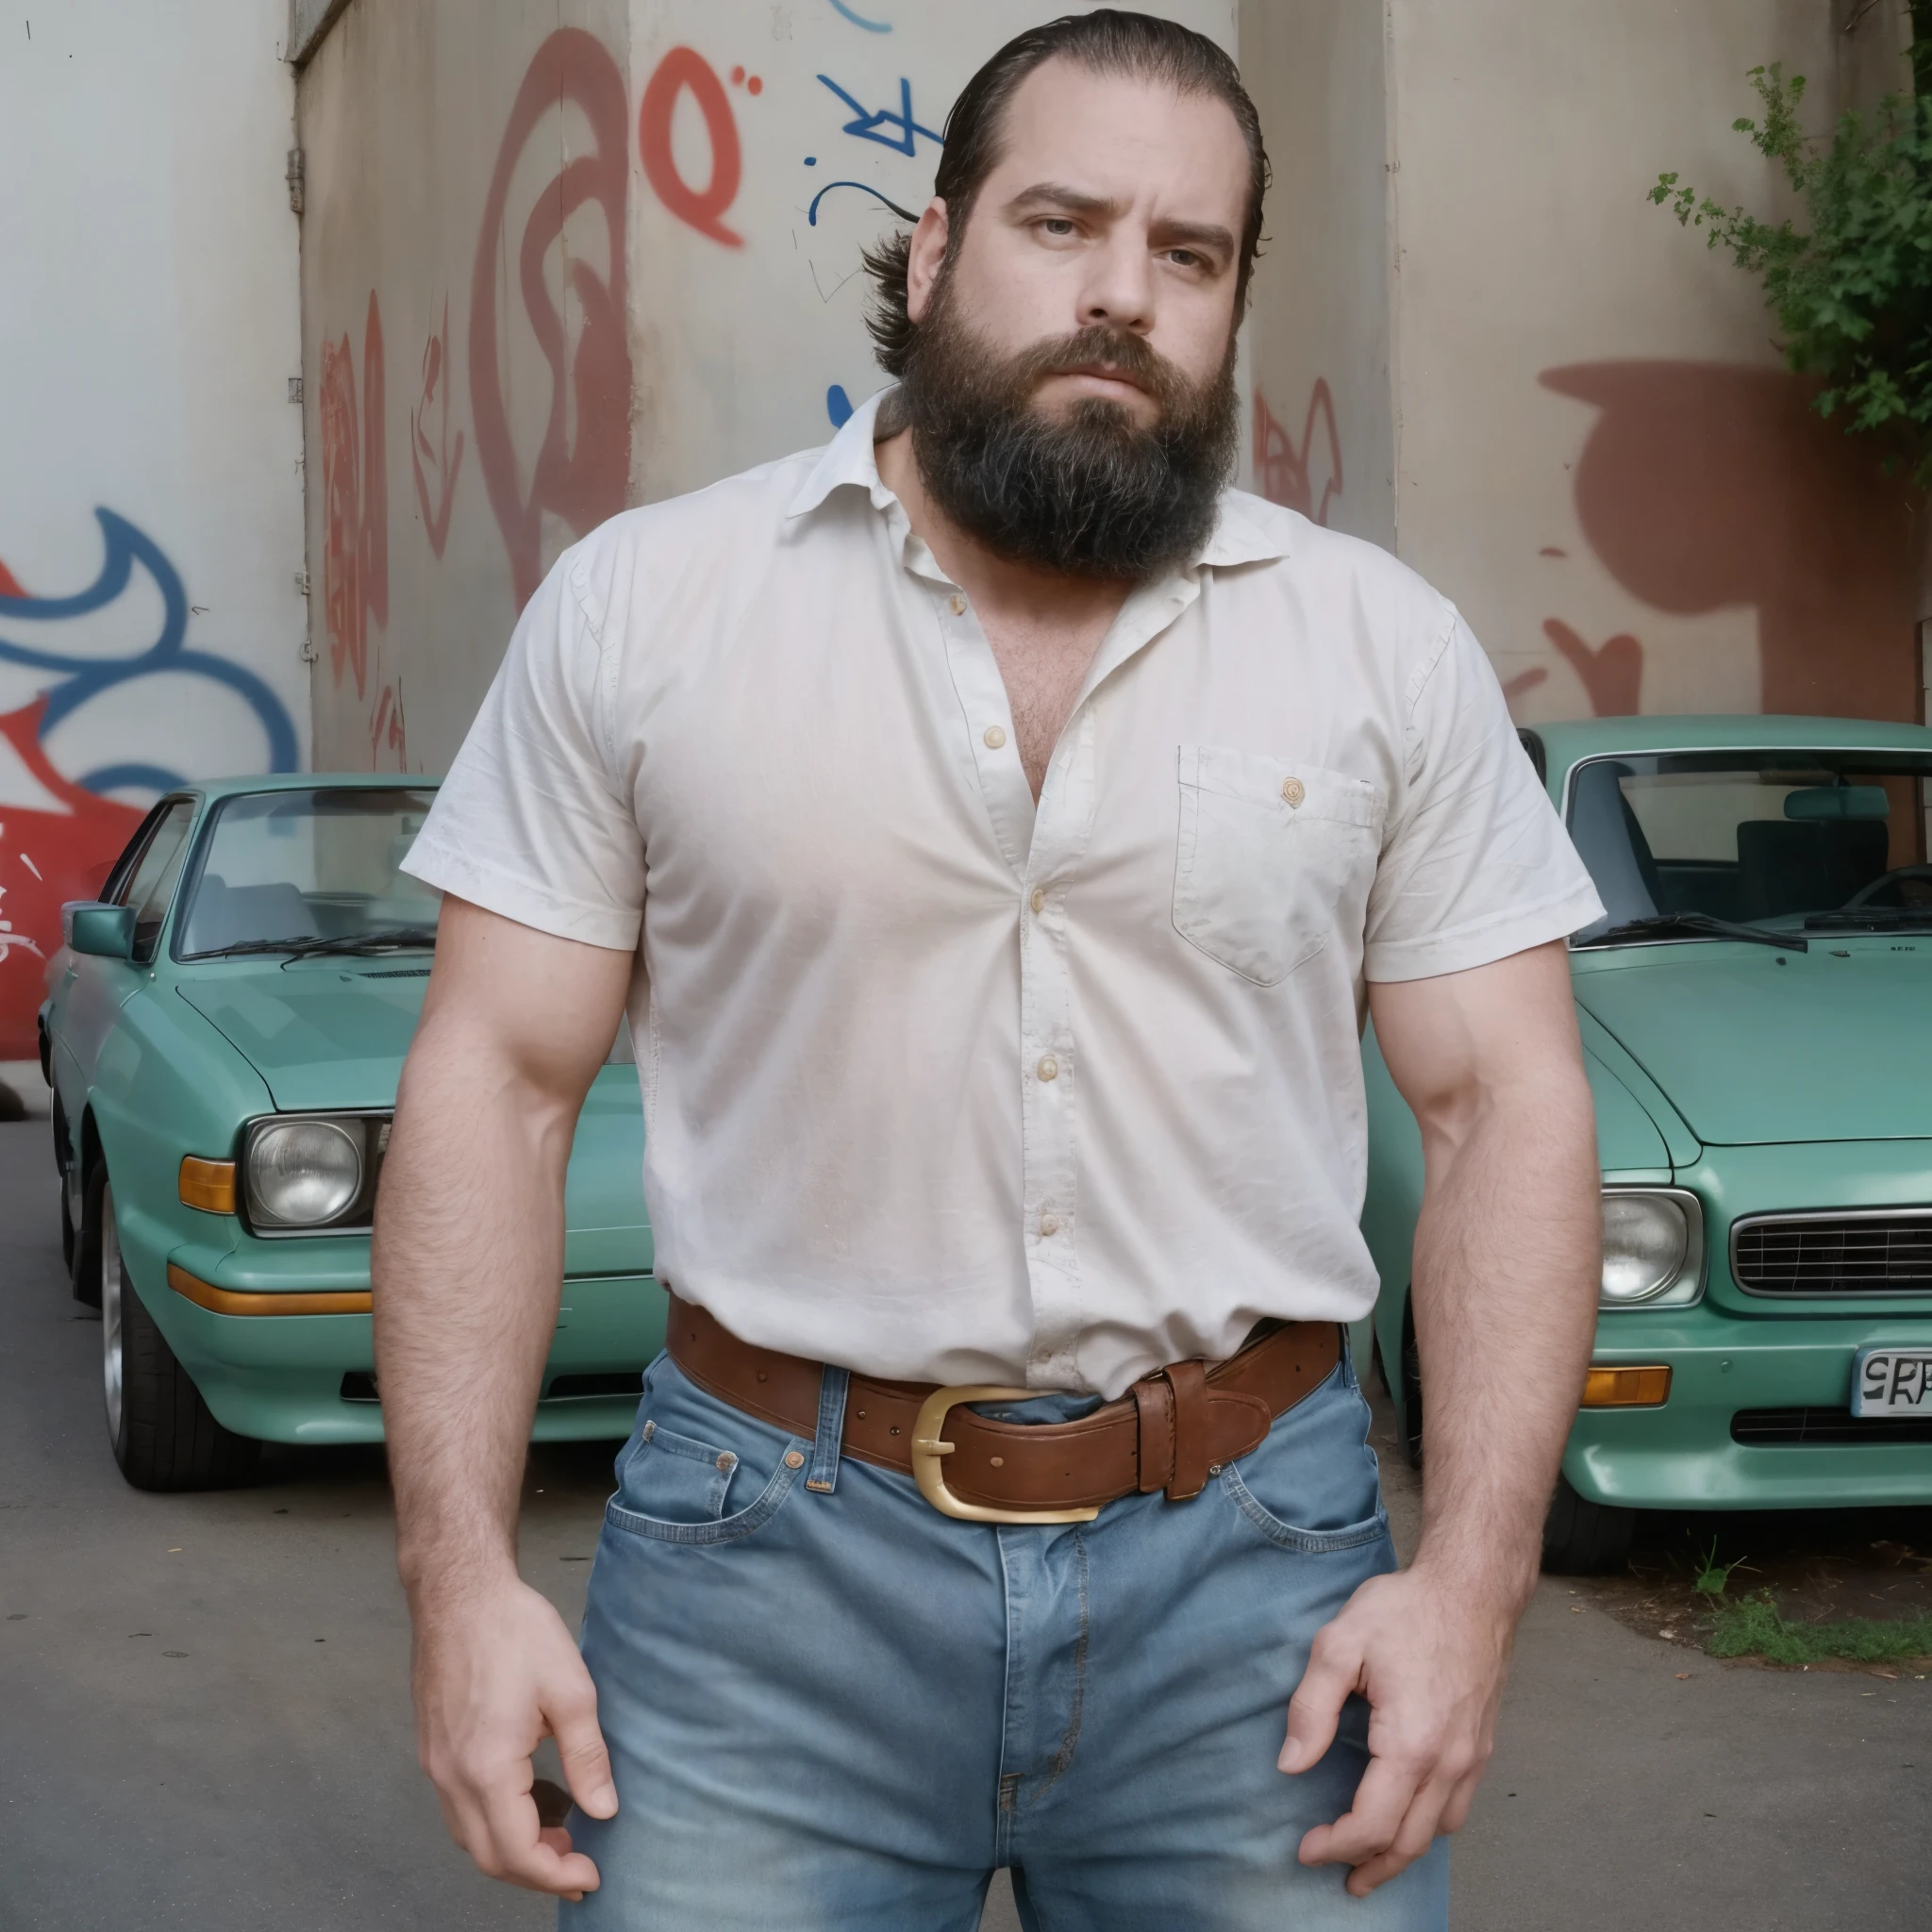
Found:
[243,1115,380,1230]
[1600,1188,1705,1308]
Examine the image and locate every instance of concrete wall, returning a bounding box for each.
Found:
[0,1,308,1065]
[1243,0,1923,727]
[293,0,1238,777]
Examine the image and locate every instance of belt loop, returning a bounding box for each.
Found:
[807,1365,849,1494]
[1164,1360,1210,1502]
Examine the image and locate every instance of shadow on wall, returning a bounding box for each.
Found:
[1541,360,1921,723]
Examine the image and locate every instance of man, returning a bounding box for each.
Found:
[375,12,1606,1928]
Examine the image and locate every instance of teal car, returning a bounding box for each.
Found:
[1363,716,1932,1572]
[38,775,665,1491]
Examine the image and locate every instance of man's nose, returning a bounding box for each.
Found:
[1076,230,1156,337]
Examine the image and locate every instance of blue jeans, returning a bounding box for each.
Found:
[562,1345,1449,1930]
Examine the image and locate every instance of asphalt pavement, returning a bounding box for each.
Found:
[2,1116,1926,1929]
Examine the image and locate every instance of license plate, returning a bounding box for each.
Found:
[1852,1349,1932,1417]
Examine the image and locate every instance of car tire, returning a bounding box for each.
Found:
[1541,1475,1634,1575]
[70,1143,101,1308]
[91,1168,261,1491]
[52,1097,76,1274]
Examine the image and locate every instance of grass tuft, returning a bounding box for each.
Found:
[1707,1590,1932,1665]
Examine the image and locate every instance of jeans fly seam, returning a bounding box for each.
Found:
[1039,1527,1089,1794]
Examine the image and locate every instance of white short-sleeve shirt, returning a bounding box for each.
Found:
[405,389,1604,1398]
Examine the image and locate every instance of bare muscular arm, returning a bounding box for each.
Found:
[1279,940,1600,1894]
[374,895,634,1897]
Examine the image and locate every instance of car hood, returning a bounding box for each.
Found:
[177,963,430,1110]
[1572,943,1932,1146]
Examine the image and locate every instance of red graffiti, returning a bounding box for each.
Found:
[1541,361,1917,722]
[369,678,408,771]
[1542,618,1644,717]
[0,697,145,1060]
[320,291,389,699]
[1254,380,1341,525]
[472,28,633,611]
[409,296,465,559]
[640,46,744,248]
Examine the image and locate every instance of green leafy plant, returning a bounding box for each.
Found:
[1652,58,1932,484]
[1706,1589,1932,1666]
[1690,1538,1748,1597]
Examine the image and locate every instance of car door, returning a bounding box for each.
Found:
[51,795,199,1112]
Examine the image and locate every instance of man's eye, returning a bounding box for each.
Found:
[1165,249,1204,269]
[1040,218,1076,237]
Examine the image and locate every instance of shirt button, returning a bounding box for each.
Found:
[1281,775,1306,807]
[949,594,966,615]
[1030,887,1045,914]
[984,725,1008,750]
[1037,1055,1058,1082]
[1040,1214,1059,1237]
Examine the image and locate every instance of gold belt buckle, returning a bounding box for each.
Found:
[909,1385,1103,1524]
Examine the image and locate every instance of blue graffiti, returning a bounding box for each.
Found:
[817,75,943,156]
[0,508,298,791]
[826,385,855,429]
[826,0,891,30]
[808,180,920,226]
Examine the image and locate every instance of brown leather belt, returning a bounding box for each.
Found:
[665,1293,1341,1524]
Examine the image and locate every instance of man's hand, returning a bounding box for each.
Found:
[1279,1566,1517,1895]
[412,1576,619,1899]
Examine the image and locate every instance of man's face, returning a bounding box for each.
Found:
[906,58,1250,431]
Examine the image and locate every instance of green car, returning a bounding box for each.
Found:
[1363,716,1932,1571]
[38,775,665,1491]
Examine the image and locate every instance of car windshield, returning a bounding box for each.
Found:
[175,787,441,959]
[1567,750,1932,946]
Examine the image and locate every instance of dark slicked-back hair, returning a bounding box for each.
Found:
[862,9,1269,376]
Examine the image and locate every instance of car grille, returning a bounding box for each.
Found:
[1732,1406,1932,1446]
[1731,1211,1932,1295]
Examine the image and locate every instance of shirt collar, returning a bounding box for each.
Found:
[785,382,1291,573]
[785,386,898,521]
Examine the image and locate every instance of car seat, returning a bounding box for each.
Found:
[179,874,324,955]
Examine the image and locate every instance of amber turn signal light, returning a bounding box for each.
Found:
[1581,1364,1672,1408]
[178,1157,238,1214]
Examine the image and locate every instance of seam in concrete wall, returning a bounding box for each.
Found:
[288,0,354,69]
[1383,0,1402,558]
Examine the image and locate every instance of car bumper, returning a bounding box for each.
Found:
[142,1231,664,1443]
[1564,1306,1932,1510]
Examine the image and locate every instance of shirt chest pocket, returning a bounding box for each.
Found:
[1172,746,1383,986]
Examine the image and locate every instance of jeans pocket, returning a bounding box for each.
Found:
[1172,746,1381,986]
[1218,1364,1390,1553]
[1219,1464,1390,1554]
[605,1417,807,1547]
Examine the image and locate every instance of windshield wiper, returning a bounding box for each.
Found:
[194,926,439,960]
[1585,912,1807,953]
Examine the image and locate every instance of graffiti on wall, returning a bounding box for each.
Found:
[1531,361,1918,722]
[320,291,389,702]
[1254,381,1341,526]
[0,512,298,1058]
[409,296,464,560]
[641,45,746,247]
[471,27,634,611]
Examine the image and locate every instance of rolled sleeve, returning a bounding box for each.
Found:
[1363,611,1604,982]
[403,549,645,952]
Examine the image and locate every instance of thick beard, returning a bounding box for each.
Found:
[896,285,1240,584]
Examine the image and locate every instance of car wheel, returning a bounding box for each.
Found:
[92,1171,260,1491]
[1541,1475,1635,1575]
[52,1099,76,1273]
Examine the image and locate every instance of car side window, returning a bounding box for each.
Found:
[115,799,197,962]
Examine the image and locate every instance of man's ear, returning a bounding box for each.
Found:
[905,198,950,326]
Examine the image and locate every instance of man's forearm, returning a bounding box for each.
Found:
[374,1016,582,1607]
[1407,1065,1600,1608]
